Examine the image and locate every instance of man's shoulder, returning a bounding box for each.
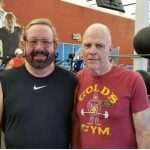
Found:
[112,65,141,82]
[76,67,89,78]
[0,65,25,79]
[56,65,78,80]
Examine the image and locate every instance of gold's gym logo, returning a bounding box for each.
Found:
[81,124,111,135]
[79,84,118,105]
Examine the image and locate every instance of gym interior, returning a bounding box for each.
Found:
[1,0,150,148]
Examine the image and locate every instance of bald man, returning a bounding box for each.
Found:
[73,23,150,149]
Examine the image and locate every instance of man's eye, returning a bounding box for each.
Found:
[83,44,91,49]
[29,41,36,44]
[96,44,104,49]
[42,41,51,44]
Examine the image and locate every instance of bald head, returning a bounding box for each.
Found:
[82,23,112,46]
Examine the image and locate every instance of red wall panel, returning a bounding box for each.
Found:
[3,0,135,64]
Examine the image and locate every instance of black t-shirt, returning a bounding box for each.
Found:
[0,65,78,148]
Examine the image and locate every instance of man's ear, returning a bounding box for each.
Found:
[109,43,113,53]
[20,41,26,50]
[55,52,58,58]
[109,47,112,55]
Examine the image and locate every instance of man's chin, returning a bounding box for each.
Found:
[31,59,54,69]
[87,64,99,69]
[31,63,49,69]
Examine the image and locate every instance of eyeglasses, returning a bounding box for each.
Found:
[26,39,54,48]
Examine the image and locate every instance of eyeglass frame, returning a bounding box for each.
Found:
[26,39,54,48]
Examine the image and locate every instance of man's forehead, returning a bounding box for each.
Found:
[27,25,53,40]
[83,32,107,42]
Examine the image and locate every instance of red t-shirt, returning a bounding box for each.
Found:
[12,57,25,68]
[76,65,150,149]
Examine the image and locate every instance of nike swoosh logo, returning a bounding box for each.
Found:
[33,85,47,90]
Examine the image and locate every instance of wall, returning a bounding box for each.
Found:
[3,0,135,65]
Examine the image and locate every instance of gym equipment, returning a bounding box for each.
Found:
[109,54,150,58]
[110,48,119,64]
[133,27,150,59]
[136,70,150,95]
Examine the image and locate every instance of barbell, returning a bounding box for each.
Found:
[110,54,150,58]
[110,27,150,59]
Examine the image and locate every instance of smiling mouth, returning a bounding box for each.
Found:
[88,58,99,61]
[33,54,47,60]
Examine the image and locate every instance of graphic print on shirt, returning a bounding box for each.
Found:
[81,93,109,126]
[78,84,118,136]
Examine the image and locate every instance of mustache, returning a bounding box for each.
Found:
[31,51,49,57]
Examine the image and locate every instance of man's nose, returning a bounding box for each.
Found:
[89,45,98,54]
[35,41,43,48]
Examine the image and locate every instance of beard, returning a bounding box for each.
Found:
[25,50,56,69]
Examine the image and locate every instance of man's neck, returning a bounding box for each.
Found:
[25,63,55,77]
[5,27,14,33]
[92,63,112,76]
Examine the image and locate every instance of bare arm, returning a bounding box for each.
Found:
[0,82,3,148]
[5,60,14,69]
[133,108,150,148]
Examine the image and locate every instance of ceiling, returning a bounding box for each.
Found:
[122,0,136,16]
[66,0,150,20]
